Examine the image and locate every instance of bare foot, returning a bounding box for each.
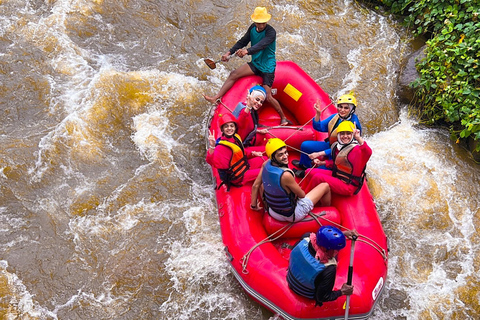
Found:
[203,94,218,104]
[280,118,292,126]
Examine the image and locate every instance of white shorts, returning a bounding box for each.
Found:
[268,197,314,222]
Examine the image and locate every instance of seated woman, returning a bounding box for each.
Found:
[292,93,362,171]
[233,85,269,147]
[206,113,265,190]
[301,121,371,196]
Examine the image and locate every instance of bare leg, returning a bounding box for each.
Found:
[204,64,255,103]
[263,85,289,125]
[305,182,331,206]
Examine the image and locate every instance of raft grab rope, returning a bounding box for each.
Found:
[240,212,388,273]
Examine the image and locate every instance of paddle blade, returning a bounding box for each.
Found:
[204,58,217,69]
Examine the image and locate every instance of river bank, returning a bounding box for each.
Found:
[360,0,480,162]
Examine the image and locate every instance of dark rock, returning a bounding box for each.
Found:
[468,136,480,163]
[397,46,427,104]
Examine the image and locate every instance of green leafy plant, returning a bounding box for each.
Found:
[362,0,480,151]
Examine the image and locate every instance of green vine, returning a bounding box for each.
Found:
[362,0,480,151]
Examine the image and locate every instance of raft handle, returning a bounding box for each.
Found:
[224,246,233,262]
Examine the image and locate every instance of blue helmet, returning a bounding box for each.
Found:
[249,85,266,96]
[316,226,346,250]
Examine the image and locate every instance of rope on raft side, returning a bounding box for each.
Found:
[277,101,333,145]
[279,117,313,143]
[217,99,234,113]
[240,211,325,274]
[240,213,388,273]
[318,215,388,261]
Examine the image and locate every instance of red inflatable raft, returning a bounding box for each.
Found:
[206,61,388,319]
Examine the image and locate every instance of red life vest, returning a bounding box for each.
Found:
[331,142,366,194]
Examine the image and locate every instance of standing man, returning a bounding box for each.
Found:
[250,138,331,222]
[204,7,290,126]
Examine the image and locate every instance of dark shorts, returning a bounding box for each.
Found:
[248,62,275,87]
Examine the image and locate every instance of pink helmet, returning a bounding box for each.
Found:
[218,113,238,131]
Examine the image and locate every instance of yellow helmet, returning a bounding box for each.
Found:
[336,121,355,133]
[337,94,357,107]
[265,138,286,159]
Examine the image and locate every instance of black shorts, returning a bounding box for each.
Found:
[248,62,275,87]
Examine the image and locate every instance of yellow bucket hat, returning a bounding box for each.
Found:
[251,7,271,23]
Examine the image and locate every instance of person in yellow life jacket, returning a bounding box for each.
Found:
[207,113,265,190]
[250,138,331,222]
[301,121,372,196]
[292,93,362,171]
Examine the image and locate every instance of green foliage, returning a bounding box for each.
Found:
[362,0,480,151]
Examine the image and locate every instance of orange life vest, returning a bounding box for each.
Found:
[326,114,341,144]
[216,134,250,190]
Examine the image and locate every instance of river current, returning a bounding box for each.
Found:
[1,0,479,319]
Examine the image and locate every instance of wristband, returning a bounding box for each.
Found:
[250,204,257,209]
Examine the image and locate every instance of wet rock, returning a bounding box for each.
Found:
[397,46,427,104]
[384,288,410,311]
[398,47,480,162]
[468,137,480,163]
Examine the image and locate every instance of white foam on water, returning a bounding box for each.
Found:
[1,260,58,319]
[159,237,257,320]
[132,110,176,163]
[200,59,233,89]
[0,207,33,250]
[367,109,480,318]
[342,46,365,93]
[341,15,401,98]
[274,4,305,23]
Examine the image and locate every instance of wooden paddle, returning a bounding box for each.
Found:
[204,54,233,69]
